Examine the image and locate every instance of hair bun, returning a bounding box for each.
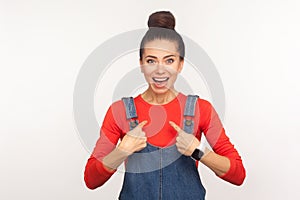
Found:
[147,11,175,30]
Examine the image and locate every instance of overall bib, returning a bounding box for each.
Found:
[119,95,206,200]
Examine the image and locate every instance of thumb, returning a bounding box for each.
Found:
[169,121,182,133]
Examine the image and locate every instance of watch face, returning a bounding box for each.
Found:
[192,149,204,161]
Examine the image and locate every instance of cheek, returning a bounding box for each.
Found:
[165,65,180,75]
[142,66,156,75]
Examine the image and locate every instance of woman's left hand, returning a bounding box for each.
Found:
[169,121,200,156]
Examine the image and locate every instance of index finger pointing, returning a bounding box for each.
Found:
[169,121,182,132]
[137,120,148,128]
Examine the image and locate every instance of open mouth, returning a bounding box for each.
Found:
[152,77,169,83]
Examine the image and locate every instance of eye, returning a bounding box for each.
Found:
[146,59,156,64]
[166,58,174,64]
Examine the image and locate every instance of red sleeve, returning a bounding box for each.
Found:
[199,99,246,186]
[84,102,126,189]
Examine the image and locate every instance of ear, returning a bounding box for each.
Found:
[177,59,184,73]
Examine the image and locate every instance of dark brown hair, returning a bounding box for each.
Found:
[139,11,185,60]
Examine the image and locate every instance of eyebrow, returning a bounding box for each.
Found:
[145,55,176,59]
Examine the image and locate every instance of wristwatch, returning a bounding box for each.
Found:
[191,148,204,161]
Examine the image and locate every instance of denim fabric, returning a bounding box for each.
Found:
[119,143,206,200]
[119,95,205,199]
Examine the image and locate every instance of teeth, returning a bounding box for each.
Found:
[153,77,169,82]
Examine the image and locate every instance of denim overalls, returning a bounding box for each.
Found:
[119,95,206,200]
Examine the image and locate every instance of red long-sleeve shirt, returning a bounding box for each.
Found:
[84,93,246,189]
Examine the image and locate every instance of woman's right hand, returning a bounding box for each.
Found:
[117,120,148,155]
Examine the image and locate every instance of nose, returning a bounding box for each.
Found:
[155,64,166,74]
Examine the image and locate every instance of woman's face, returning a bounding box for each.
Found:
[140,39,184,95]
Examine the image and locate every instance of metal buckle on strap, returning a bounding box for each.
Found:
[185,119,193,126]
[130,120,138,129]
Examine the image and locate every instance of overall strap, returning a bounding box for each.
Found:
[183,95,199,134]
[122,97,139,130]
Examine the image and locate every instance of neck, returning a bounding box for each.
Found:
[141,88,179,105]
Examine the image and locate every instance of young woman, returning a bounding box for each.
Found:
[84,11,246,200]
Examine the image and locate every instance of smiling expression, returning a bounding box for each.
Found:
[140,39,184,94]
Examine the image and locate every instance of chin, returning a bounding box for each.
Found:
[150,84,171,94]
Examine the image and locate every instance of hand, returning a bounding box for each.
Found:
[118,121,148,155]
[169,121,200,156]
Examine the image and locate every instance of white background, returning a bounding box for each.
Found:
[1,0,300,199]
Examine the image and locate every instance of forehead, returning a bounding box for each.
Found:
[143,39,178,56]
